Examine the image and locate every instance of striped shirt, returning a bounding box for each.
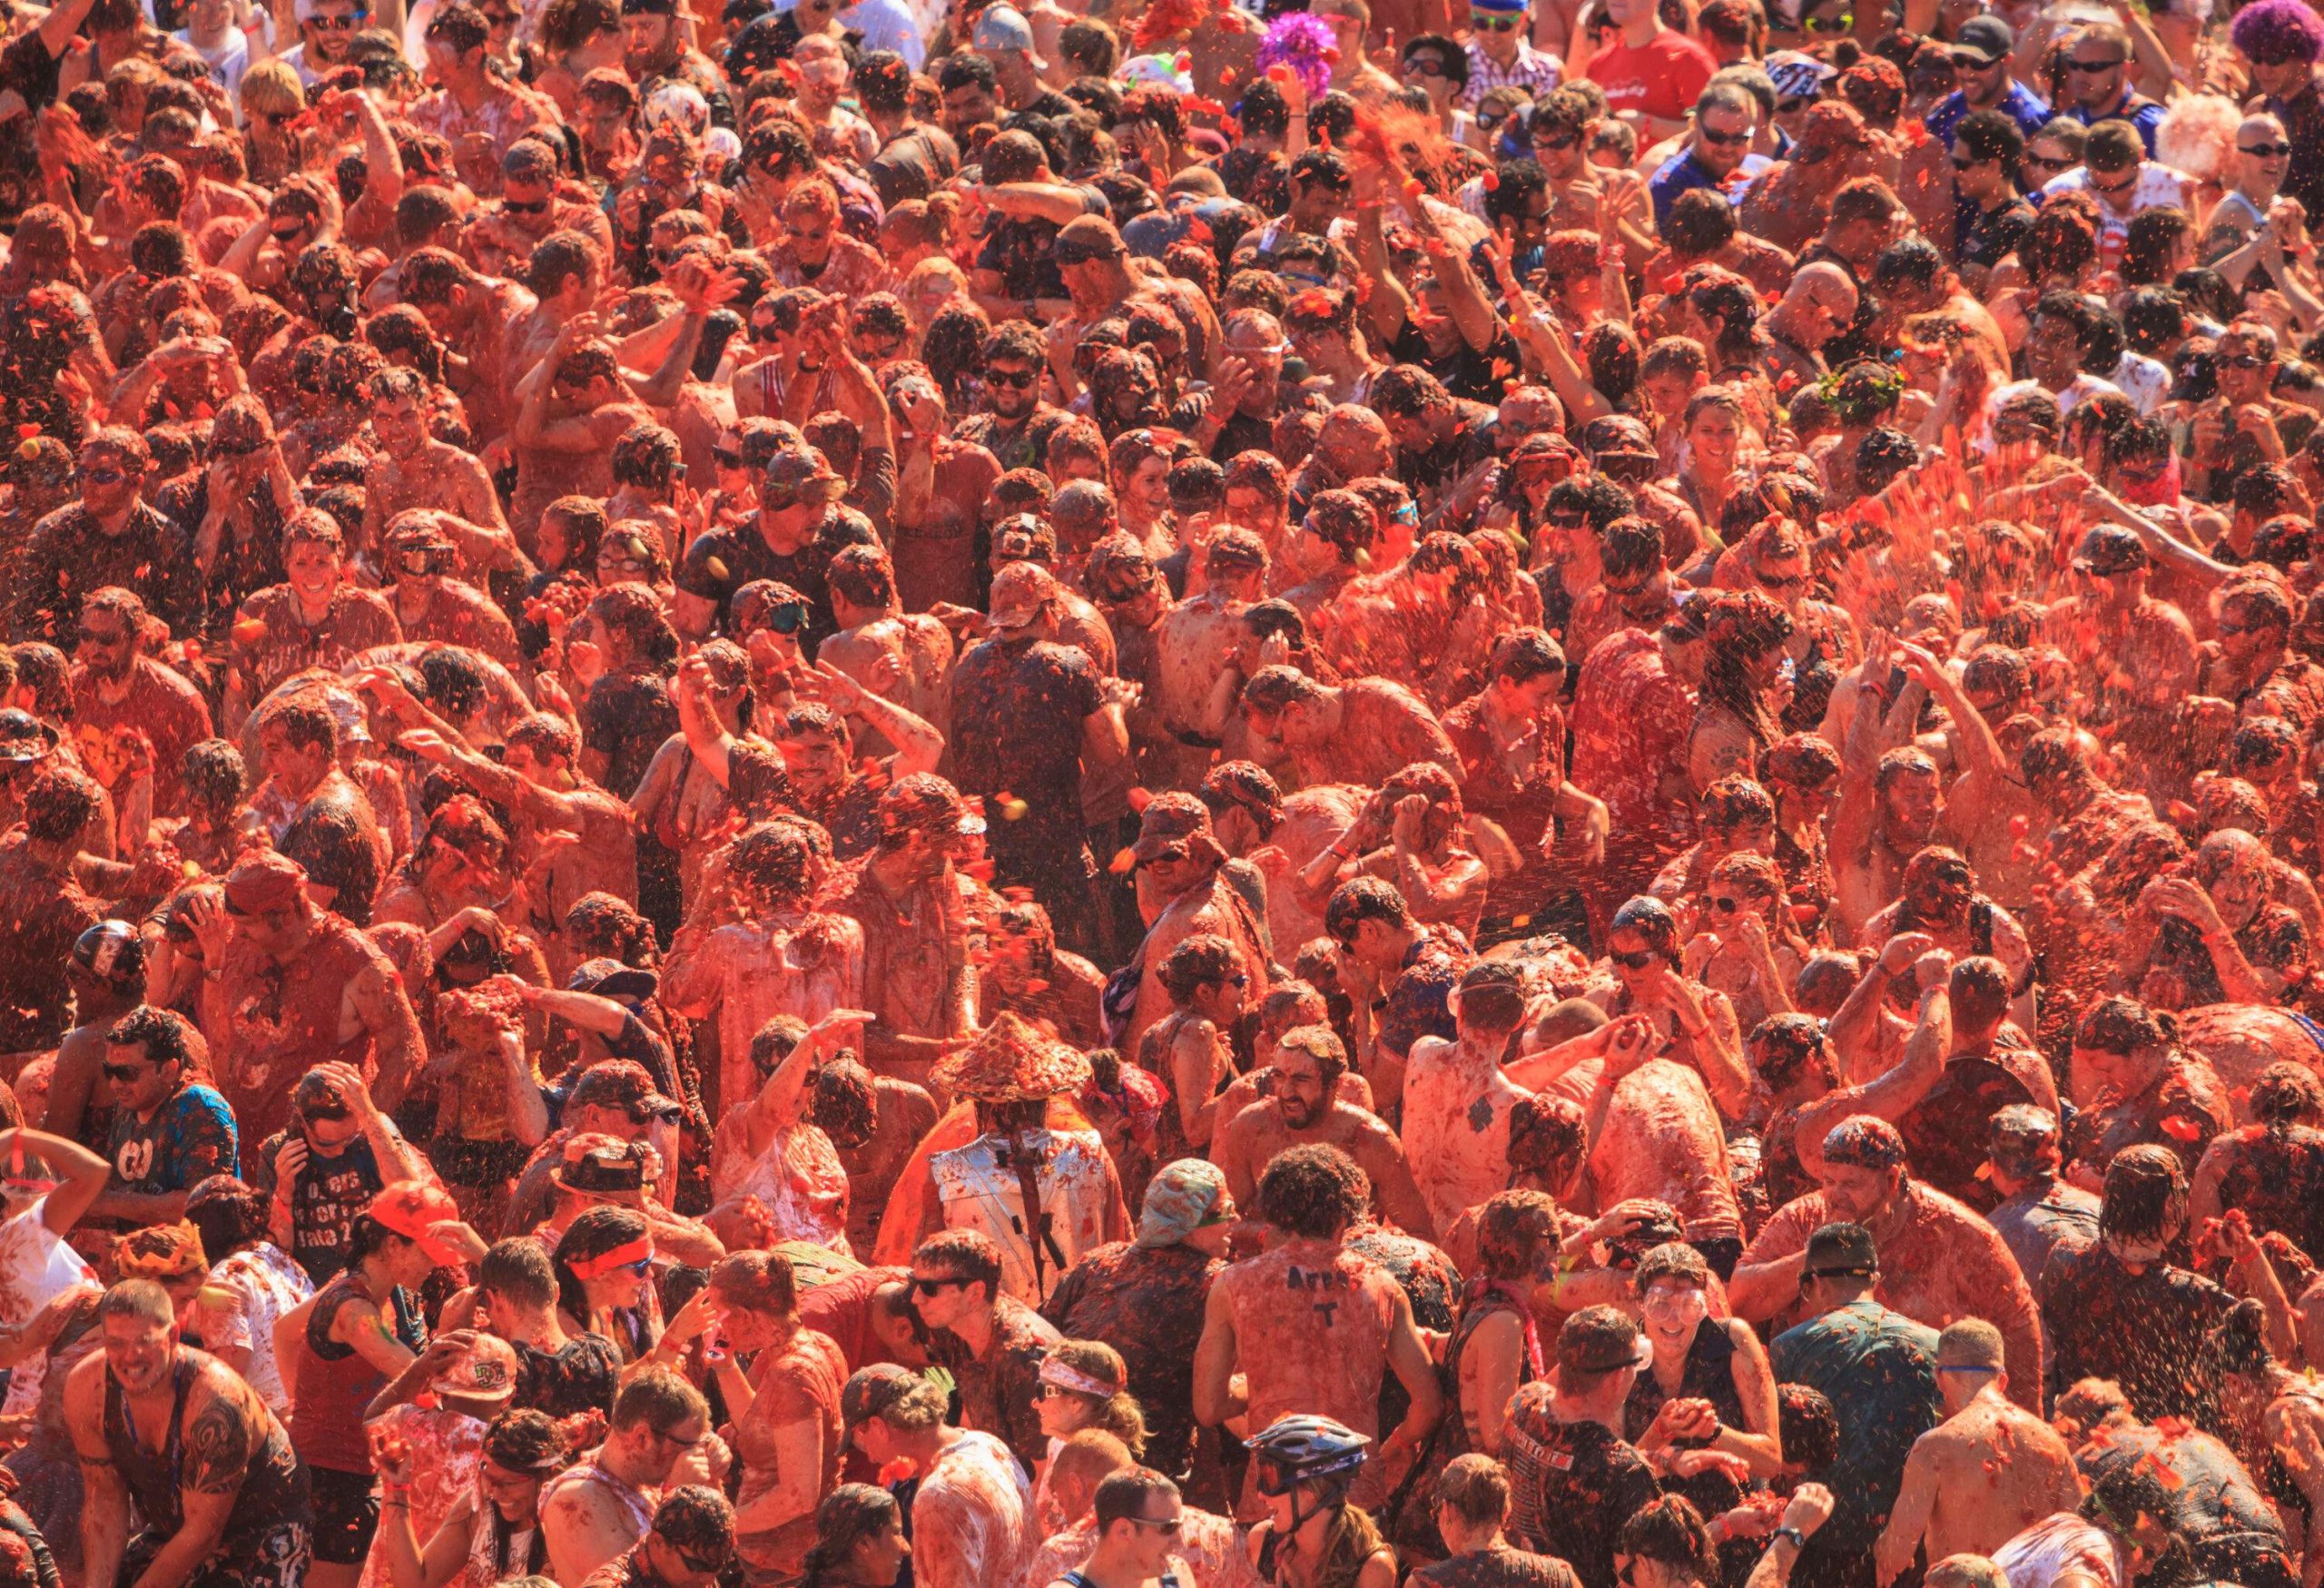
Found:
[1462,36,1563,109]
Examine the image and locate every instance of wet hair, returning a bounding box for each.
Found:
[1777,1383,1839,1473]
[709,1248,798,1318]
[914,1228,1005,1292]
[1157,933,1244,1004]
[554,1205,650,1323]
[1433,1454,1513,1527]
[1617,1496,1719,1585]
[2076,995,2171,1058]
[803,1487,903,1588]
[478,1237,558,1309]
[1048,1339,1147,1455]
[1475,1189,1561,1282]
[1258,1143,1370,1238]
[2100,1144,2188,1245]
[608,1364,709,1435]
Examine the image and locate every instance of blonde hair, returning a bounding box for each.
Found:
[2154,94,2243,186]
[240,59,305,120]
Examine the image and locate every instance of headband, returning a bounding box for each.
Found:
[566,1236,654,1280]
[1039,1358,1118,1398]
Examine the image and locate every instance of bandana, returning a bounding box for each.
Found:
[566,1236,654,1280]
[114,1220,207,1279]
[1039,1358,1117,1398]
[1136,1158,1230,1248]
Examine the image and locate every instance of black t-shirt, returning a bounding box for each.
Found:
[252,1130,387,1286]
[949,636,1104,817]
[512,1332,623,1417]
[579,672,679,809]
[675,513,845,648]
[1389,321,1526,407]
[972,184,1108,302]
[1959,197,2036,271]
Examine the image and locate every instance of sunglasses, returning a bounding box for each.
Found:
[714,447,745,468]
[1126,1516,1184,1535]
[1404,56,1448,74]
[984,366,1038,389]
[102,1061,151,1081]
[1610,948,1659,969]
[504,197,550,215]
[2241,143,2292,157]
[1804,13,1851,31]
[2223,352,2269,369]
[2023,152,2069,170]
[615,1258,651,1277]
[76,627,127,646]
[80,467,126,484]
[911,1275,968,1295]
[1709,895,1750,914]
[1474,13,1521,27]
[1532,127,1581,150]
[308,10,366,26]
[1698,124,1750,145]
[2065,55,2123,72]
[766,603,808,634]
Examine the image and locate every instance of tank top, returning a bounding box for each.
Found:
[293,1270,427,1473]
[1623,1317,1747,1443]
[458,1486,549,1584]
[538,1455,656,1554]
[104,1350,310,1555]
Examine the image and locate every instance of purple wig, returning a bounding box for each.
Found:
[1256,12,1335,102]
[2231,0,2324,65]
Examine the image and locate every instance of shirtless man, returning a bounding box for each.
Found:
[1401,961,1538,1237]
[363,683,636,975]
[1830,745,1946,949]
[539,1365,725,1583]
[1118,795,1269,1059]
[1875,1318,2083,1580]
[2040,527,2199,796]
[241,696,392,914]
[817,544,955,745]
[184,850,422,1156]
[225,510,402,734]
[69,1278,312,1588]
[1241,666,1460,793]
[1212,1025,1436,1238]
[1146,531,1268,792]
[362,368,518,582]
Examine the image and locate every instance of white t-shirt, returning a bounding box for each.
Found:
[0,1197,97,1415]
[1994,1513,2125,1588]
[197,1242,315,1415]
[2040,162,2191,243]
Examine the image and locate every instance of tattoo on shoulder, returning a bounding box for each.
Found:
[183,1392,254,1495]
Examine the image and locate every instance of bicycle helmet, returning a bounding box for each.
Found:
[1245,1415,1371,1496]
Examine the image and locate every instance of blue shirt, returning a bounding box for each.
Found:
[1647,145,1769,229]
[108,1083,239,1197]
[1770,1297,1943,1556]
[1924,78,2051,147]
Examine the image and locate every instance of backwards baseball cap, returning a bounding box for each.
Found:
[1765,49,1836,101]
[1801,1220,1879,1278]
[436,1330,519,1406]
[2073,524,2150,576]
[1558,1305,1652,1375]
[570,1059,684,1122]
[971,3,1044,62]
[842,1363,926,1427]
[1949,14,2013,64]
[368,1180,468,1267]
[566,957,660,1002]
[1053,214,1127,266]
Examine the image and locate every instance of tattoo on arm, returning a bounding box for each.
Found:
[182,1392,254,1496]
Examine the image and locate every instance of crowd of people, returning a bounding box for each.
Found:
[10,0,2324,1580]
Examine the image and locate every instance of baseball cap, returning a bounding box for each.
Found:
[988,562,1056,630]
[842,1364,925,1427]
[436,1330,519,1406]
[368,1180,468,1267]
[294,1069,353,1122]
[1558,1305,1652,1375]
[1801,1220,1879,1277]
[570,1059,684,1122]
[971,4,1045,64]
[566,957,660,1002]
[878,773,985,842]
[1950,15,2014,64]
[2073,524,2151,576]
[763,449,847,509]
[1765,49,1836,101]
[224,851,309,914]
[1987,1103,2062,1179]
[1131,792,1225,865]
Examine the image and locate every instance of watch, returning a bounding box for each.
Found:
[1774,1527,1807,1551]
